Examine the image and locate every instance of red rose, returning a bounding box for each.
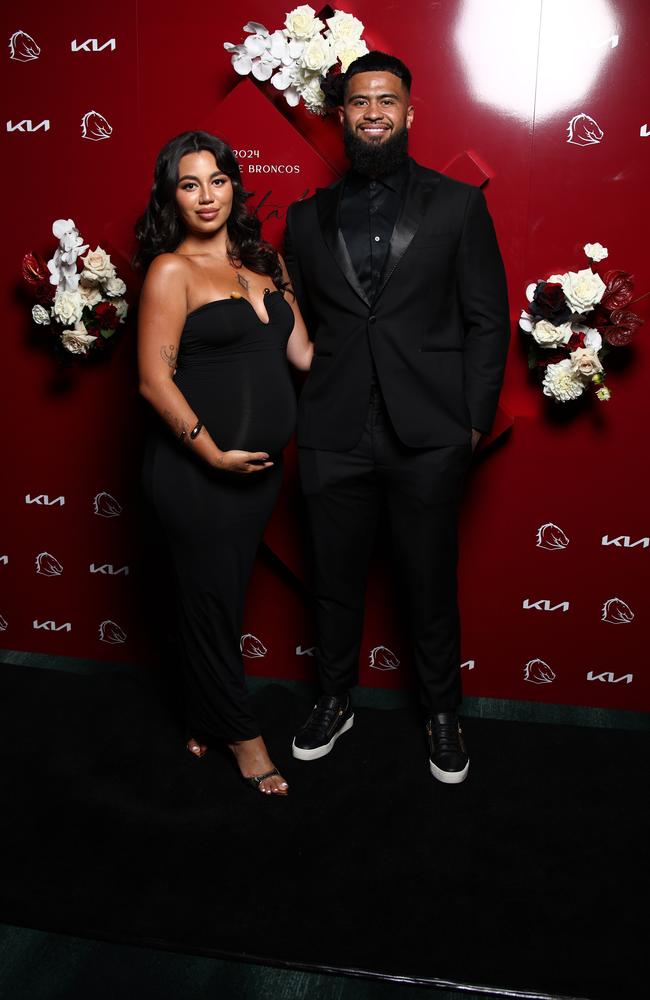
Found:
[22,252,54,304]
[603,309,643,347]
[601,270,634,311]
[529,281,571,325]
[94,301,119,330]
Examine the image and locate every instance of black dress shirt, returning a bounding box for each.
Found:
[339,160,409,298]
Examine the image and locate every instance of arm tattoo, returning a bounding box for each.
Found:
[160,344,178,368]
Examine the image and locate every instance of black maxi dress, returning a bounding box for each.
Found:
[142,289,297,743]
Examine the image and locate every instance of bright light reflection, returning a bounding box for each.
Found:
[454,0,617,121]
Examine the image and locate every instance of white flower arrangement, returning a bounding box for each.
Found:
[22,219,128,359]
[224,6,368,113]
[519,242,644,403]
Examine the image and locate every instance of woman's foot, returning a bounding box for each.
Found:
[228,735,289,795]
[187,737,207,758]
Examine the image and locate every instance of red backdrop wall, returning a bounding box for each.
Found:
[1,0,648,712]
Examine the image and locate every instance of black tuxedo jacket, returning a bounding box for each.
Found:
[284,158,510,451]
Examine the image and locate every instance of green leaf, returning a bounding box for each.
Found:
[100,328,116,340]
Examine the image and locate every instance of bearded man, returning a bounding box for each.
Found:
[284,51,509,783]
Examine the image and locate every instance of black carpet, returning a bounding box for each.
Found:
[0,663,647,1000]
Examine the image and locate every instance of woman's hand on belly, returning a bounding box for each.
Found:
[213,450,274,474]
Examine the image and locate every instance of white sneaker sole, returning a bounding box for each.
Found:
[291,714,354,761]
[429,759,469,784]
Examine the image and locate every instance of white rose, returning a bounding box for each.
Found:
[113,298,128,322]
[53,289,84,326]
[78,279,103,307]
[301,35,335,73]
[335,38,368,72]
[560,268,606,313]
[584,242,608,262]
[542,359,586,402]
[284,5,321,40]
[32,304,51,325]
[298,74,326,113]
[326,11,364,42]
[81,247,115,282]
[104,275,126,298]
[60,321,97,355]
[531,319,572,348]
[569,347,603,377]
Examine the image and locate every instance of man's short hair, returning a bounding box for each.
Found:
[343,51,412,97]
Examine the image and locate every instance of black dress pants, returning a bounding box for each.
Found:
[298,383,472,716]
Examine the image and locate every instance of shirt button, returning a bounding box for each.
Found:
[369,181,376,189]
[368,315,376,324]
[374,236,381,242]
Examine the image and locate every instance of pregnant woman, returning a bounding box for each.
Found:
[136,131,312,796]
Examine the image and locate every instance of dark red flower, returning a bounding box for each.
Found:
[93,301,119,330]
[529,281,571,325]
[567,331,586,352]
[601,270,634,311]
[603,309,643,347]
[535,349,567,368]
[590,304,610,330]
[22,252,54,303]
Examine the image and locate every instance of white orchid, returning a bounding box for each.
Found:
[47,218,88,292]
[224,7,367,112]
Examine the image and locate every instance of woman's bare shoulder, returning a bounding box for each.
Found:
[146,252,189,280]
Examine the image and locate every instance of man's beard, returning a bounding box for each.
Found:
[343,122,409,177]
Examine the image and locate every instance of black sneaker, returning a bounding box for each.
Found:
[292,694,354,761]
[426,712,469,784]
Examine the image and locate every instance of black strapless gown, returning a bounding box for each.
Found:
[143,290,296,743]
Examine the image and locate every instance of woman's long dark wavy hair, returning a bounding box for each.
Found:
[134,131,286,291]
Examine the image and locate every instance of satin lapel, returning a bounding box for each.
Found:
[316,184,371,308]
[372,162,441,304]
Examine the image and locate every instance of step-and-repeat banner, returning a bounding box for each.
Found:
[1,0,648,711]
